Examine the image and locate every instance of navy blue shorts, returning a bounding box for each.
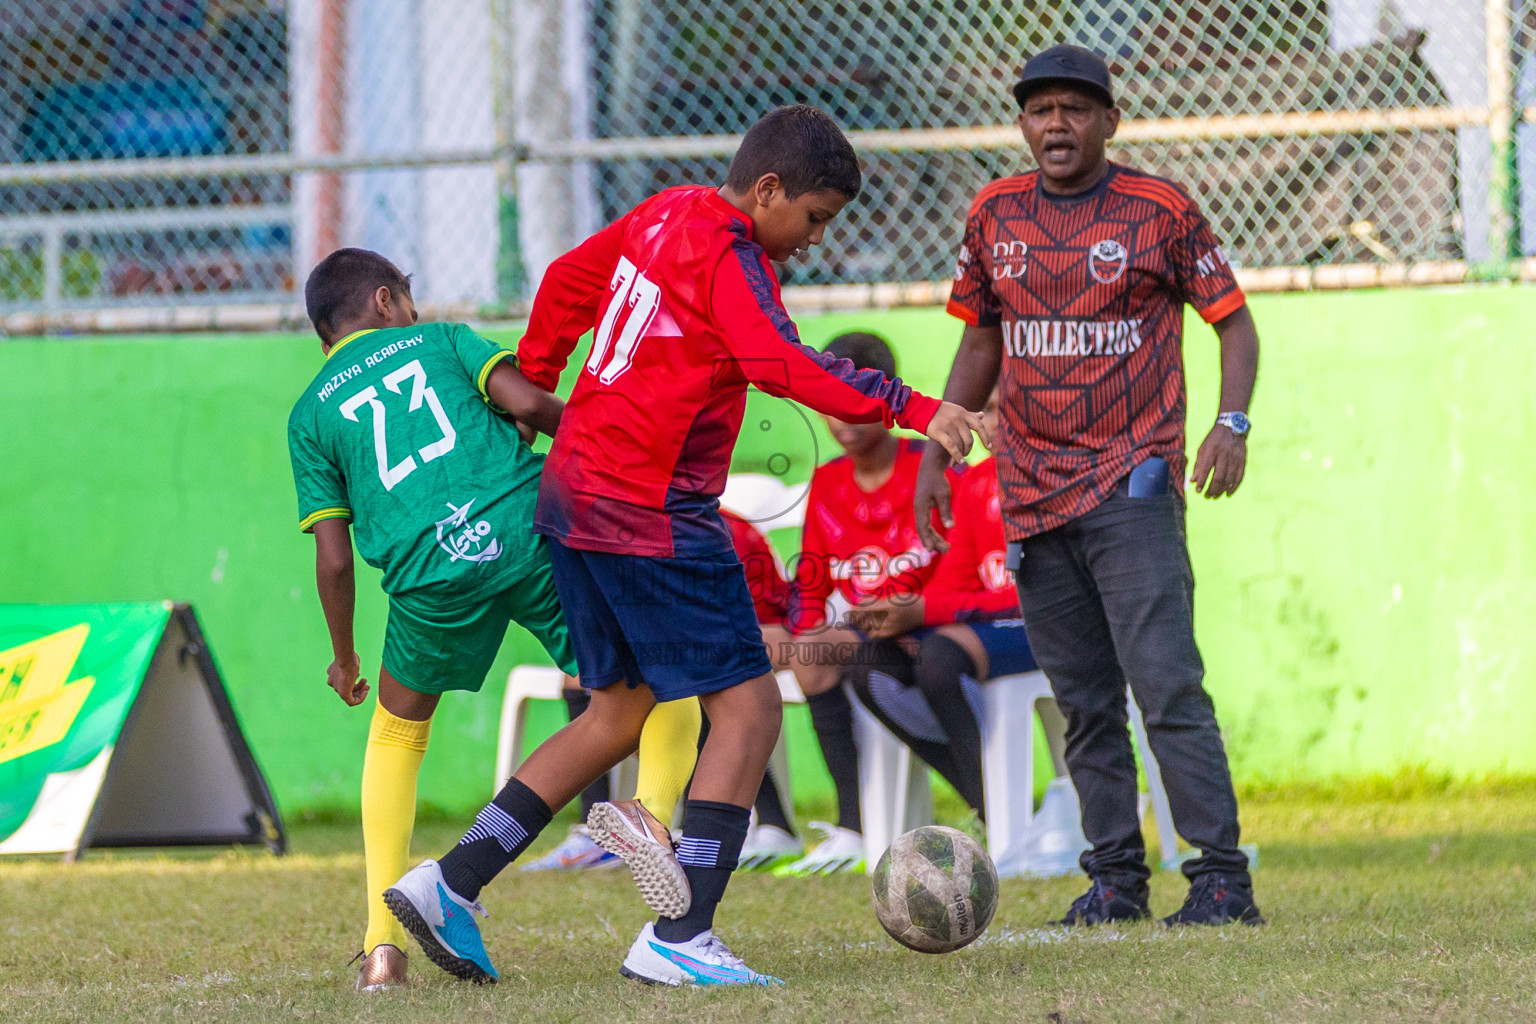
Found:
[544,537,773,702]
[968,618,1038,678]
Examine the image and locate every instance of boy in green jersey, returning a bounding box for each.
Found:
[287,248,575,990]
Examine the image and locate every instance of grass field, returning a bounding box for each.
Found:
[4,783,1534,1024]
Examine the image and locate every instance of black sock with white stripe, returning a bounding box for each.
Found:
[653,800,750,943]
[438,777,552,901]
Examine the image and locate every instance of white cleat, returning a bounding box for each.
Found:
[737,824,804,871]
[586,799,692,917]
[620,922,783,987]
[772,822,865,876]
[381,859,498,984]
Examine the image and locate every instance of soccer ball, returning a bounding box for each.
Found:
[871,825,998,953]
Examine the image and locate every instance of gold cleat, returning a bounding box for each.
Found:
[355,944,409,991]
[586,799,692,918]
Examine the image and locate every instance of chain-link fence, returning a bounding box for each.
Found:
[3,1,1535,323]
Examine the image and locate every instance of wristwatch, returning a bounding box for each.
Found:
[1216,411,1251,438]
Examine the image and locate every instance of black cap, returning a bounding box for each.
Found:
[1013,44,1114,109]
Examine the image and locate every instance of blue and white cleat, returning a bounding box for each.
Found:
[620,922,784,987]
[382,859,498,984]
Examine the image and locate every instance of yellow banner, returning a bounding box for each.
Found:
[0,623,97,765]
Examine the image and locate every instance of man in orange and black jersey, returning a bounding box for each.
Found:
[916,45,1263,929]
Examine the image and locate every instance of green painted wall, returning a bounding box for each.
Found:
[2,286,1532,817]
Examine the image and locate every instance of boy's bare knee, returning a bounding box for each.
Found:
[701,674,781,732]
[587,683,655,737]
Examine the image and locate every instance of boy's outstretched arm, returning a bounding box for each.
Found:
[517,215,631,391]
[312,518,369,707]
[484,361,565,438]
[710,251,988,463]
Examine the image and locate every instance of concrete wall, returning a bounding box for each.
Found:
[4,286,1534,815]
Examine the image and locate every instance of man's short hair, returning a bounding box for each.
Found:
[304,248,412,340]
[726,105,862,201]
[823,331,896,379]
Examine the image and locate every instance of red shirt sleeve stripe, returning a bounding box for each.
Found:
[1197,289,1247,324]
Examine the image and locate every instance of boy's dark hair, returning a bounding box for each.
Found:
[304,247,412,341]
[725,105,862,201]
[823,331,896,379]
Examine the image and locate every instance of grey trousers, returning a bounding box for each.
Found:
[1014,486,1250,887]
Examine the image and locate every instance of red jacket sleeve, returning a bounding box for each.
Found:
[516,214,629,392]
[709,241,941,434]
[785,472,836,635]
[922,470,1021,625]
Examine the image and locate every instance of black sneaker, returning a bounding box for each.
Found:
[1056,878,1151,926]
[1161,873,1265,926]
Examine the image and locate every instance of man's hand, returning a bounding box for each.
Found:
[847,597,925,639]
[913,455,954,554]
[515,418,537,445]
[924,401,990,465]
[327,652,370,706]
[1190,424,1247,498]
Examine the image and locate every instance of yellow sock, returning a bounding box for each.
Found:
[361,702,432,954]
[633,697,701,830]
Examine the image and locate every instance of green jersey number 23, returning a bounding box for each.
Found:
[339,359,457,491]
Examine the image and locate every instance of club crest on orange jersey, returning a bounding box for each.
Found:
[1089,239,1127,284]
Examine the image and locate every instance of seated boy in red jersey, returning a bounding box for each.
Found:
[385,105,984,987]
[778,331,961,875]
[847,385,1052,819]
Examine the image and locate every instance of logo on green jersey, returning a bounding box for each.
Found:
[435,500,503,564]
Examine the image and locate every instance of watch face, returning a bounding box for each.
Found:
[1224,412,1251,435]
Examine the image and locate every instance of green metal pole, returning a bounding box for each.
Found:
[1486,0,1516,266]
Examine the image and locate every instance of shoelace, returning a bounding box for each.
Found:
[1184,874,1226,906]
[696,934,746,970]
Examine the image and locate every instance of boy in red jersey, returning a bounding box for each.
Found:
[776,331,960,874]
[847,386,1053,819]
[385,105,984,987]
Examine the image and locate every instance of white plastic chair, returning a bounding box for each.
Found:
[852,694,934,871]
[980,672,1178,875]
[854,669,1181,876]
[494,665,637,800]
[720,472,807,532]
